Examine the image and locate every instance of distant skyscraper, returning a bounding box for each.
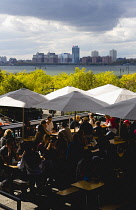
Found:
[32,52,44,63]
[109,49,117,62]
[91,50,99,57]
[0,56,7,63]
[44,52,58,63]
[58,53,72,63]
[72,46,80,63]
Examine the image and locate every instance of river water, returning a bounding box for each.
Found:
[0,64,136,76]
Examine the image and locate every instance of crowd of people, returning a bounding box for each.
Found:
[0,113,136,196]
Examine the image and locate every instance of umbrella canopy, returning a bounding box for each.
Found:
[45,86,87,100]
[97,97,136,120]
[0,88,48,108]
[0,88,48,138]
[86,84,120,96]
[94,88,136,104]
[34,90,108,112]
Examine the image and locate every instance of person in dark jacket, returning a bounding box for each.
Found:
[120,120,133,140]
[70,115,81,129]
[79,117,93,144]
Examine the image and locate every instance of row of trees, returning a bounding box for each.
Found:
[0,67,136,95]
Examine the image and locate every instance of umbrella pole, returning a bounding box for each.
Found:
[74,111,76,132]
[22,107,25,139]
[69,114,71,128]
[119,118,121,137]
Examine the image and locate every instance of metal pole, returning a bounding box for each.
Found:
[120,69,121,77]
[22,107,24,139]
[74,111,76,132]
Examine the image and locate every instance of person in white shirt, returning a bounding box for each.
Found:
[46,115,55,133]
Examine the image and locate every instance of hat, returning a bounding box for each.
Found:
[123,120,130,124]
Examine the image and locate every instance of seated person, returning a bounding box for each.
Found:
[34,124,50,148]
[93,121,104,138]
[0,138,19,165]
[79,117,93,143]
[18,141,42,191]
[0,155,11,193]
[103,115,118,140]
[24,121,35,138]
[67,133,84,173]
[40,120,50,134]
[76,150,102,181]
[88,113,96,126]
[120,120,133,140]
[70,115,81,129]
[58,121,73,144]
[46,115,55,133]
[0,129,16,147]
[38,134,51,154]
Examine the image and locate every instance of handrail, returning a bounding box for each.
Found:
[0,190,21,210]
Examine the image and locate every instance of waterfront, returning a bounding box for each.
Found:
[0,64,136,76]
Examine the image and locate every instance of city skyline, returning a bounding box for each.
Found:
[0,0,136,60]
[1,47,118,63]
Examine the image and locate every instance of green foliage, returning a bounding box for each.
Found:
[69,67,96,90]
[94,71,119,88]
[15,69,53,94]
[119,73,136,92]
[0,73,24,95]
[0,68,135,96]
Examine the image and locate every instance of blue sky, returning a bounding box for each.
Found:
[0,0,136,60]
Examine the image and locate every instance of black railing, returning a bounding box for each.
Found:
[0,190,21,210]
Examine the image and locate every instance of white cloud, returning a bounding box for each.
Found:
[0,13,136,59]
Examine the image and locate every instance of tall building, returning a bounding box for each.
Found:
[91,50,99,57]
[32,52,44,63]
[109,49,117,62]
[44,52,58,63]
[92,56,102,64]
[102,56,112,64]
[58,53,72,63]
[82,56,92,64]
[72,46,80,63]
[0,56,7,63]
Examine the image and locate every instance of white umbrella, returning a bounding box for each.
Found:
[35,90,108,131]
[45,86,87,100]
[86,84,120,96]
[0,88,47,108]
[34,90,108,112]
[97,97,136,120]
[94,88,136,104]
[0,88,48,137]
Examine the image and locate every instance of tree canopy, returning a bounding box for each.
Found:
[0,67,135,95]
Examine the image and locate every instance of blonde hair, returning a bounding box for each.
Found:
[4,129,12,136]
[73,115,80,121]
[83,117,89,121]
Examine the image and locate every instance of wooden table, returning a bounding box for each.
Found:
[72,180,104,191]
[71,180,104,210]
[109,139,126,145]
[4,162,18,169]
[50,128,78,137]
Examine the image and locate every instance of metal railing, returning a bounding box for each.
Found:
[0,190,21,210]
